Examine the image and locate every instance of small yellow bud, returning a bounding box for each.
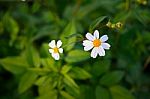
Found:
[142,1,147,5]
[115,22,123,28]
[136,0,147,5]
[106,21,112,28]
[111,24,116,29]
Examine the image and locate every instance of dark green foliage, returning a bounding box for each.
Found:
[0,0,150,99]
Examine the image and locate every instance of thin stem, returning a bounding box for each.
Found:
[73,0,82,17]
[125,0,130,11]
[62,38,84,48]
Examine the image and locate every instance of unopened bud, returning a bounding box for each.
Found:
[111,24,116,29]
[137,0,147,5]
[115,22,123,28]
[142,1,147,5]
[106,21,112,28]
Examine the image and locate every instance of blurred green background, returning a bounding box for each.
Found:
[0,0,150,99]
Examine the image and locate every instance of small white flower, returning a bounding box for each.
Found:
[83,30,111,58]
[48,40,63,60]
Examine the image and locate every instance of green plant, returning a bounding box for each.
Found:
[0,0,150,99]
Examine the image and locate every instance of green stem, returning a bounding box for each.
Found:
[62,38,84,48]
[125,0,130,11]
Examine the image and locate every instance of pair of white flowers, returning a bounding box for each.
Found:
[48,30,111,60]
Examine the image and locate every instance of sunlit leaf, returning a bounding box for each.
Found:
[18,71,38,94]
[65,50,90,63]
[64,74,79,88]
[61,65,72,74]
[38,75,56,95]
[27,68,50,75]
[60,91,75,99]
[0,57,29,74]
[110,85,134,99]
[35,76,47,86]
[41,58,57,72]
[69,67,91,80]
[64,74,79,96]
[37,90,57,99]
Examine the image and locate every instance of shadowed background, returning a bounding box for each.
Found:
[0,0,150,99]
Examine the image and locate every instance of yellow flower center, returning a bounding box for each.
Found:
[53,47,59,53]
[93,39,101,47]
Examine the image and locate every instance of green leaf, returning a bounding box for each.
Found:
[0,57,29,74]
[110,85,134,99]
[64,74,79,88]
[60,91,75,99]
[70,67,91,80]
[142,32,150,44]
[65,50,90,63]
[37,90,57,99]
[38,75,56,95]
[2,13,19,46]
[79,85,95,99]
[100,71,124,86]
[41,58,57,72]
[27,68,50,75]
[61,20,76,51]
[40,43,50,58]
[25,46,40,68]
[35,76,47,86]
[95,86,110,99]
[31,1,40,13]
[89,16,109,32]
[64,74,79,95]
[61,65,72,74]
[18,71,38,94]
[92,60,110,77]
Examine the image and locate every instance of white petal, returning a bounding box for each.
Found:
[86,33,95,41]
[100,35,108,42]
[94,30,99,39]
[59,48,63,53]
[83,40,93,47]
[98,46,105,56]
[57,40,62,48]
[52,53,60,60]
[91,47,98,58]
[84,45,93,51]
[101,43,110,50]
[49,49,54,53]
[49,40,56,48]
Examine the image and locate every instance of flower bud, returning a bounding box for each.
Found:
[137,0,147,5]
[106,21,112,28]
[115,22,123,28]
[111,24,116,29]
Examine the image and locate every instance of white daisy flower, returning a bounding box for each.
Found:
[83,30,110,58]
[48,40,63,60]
